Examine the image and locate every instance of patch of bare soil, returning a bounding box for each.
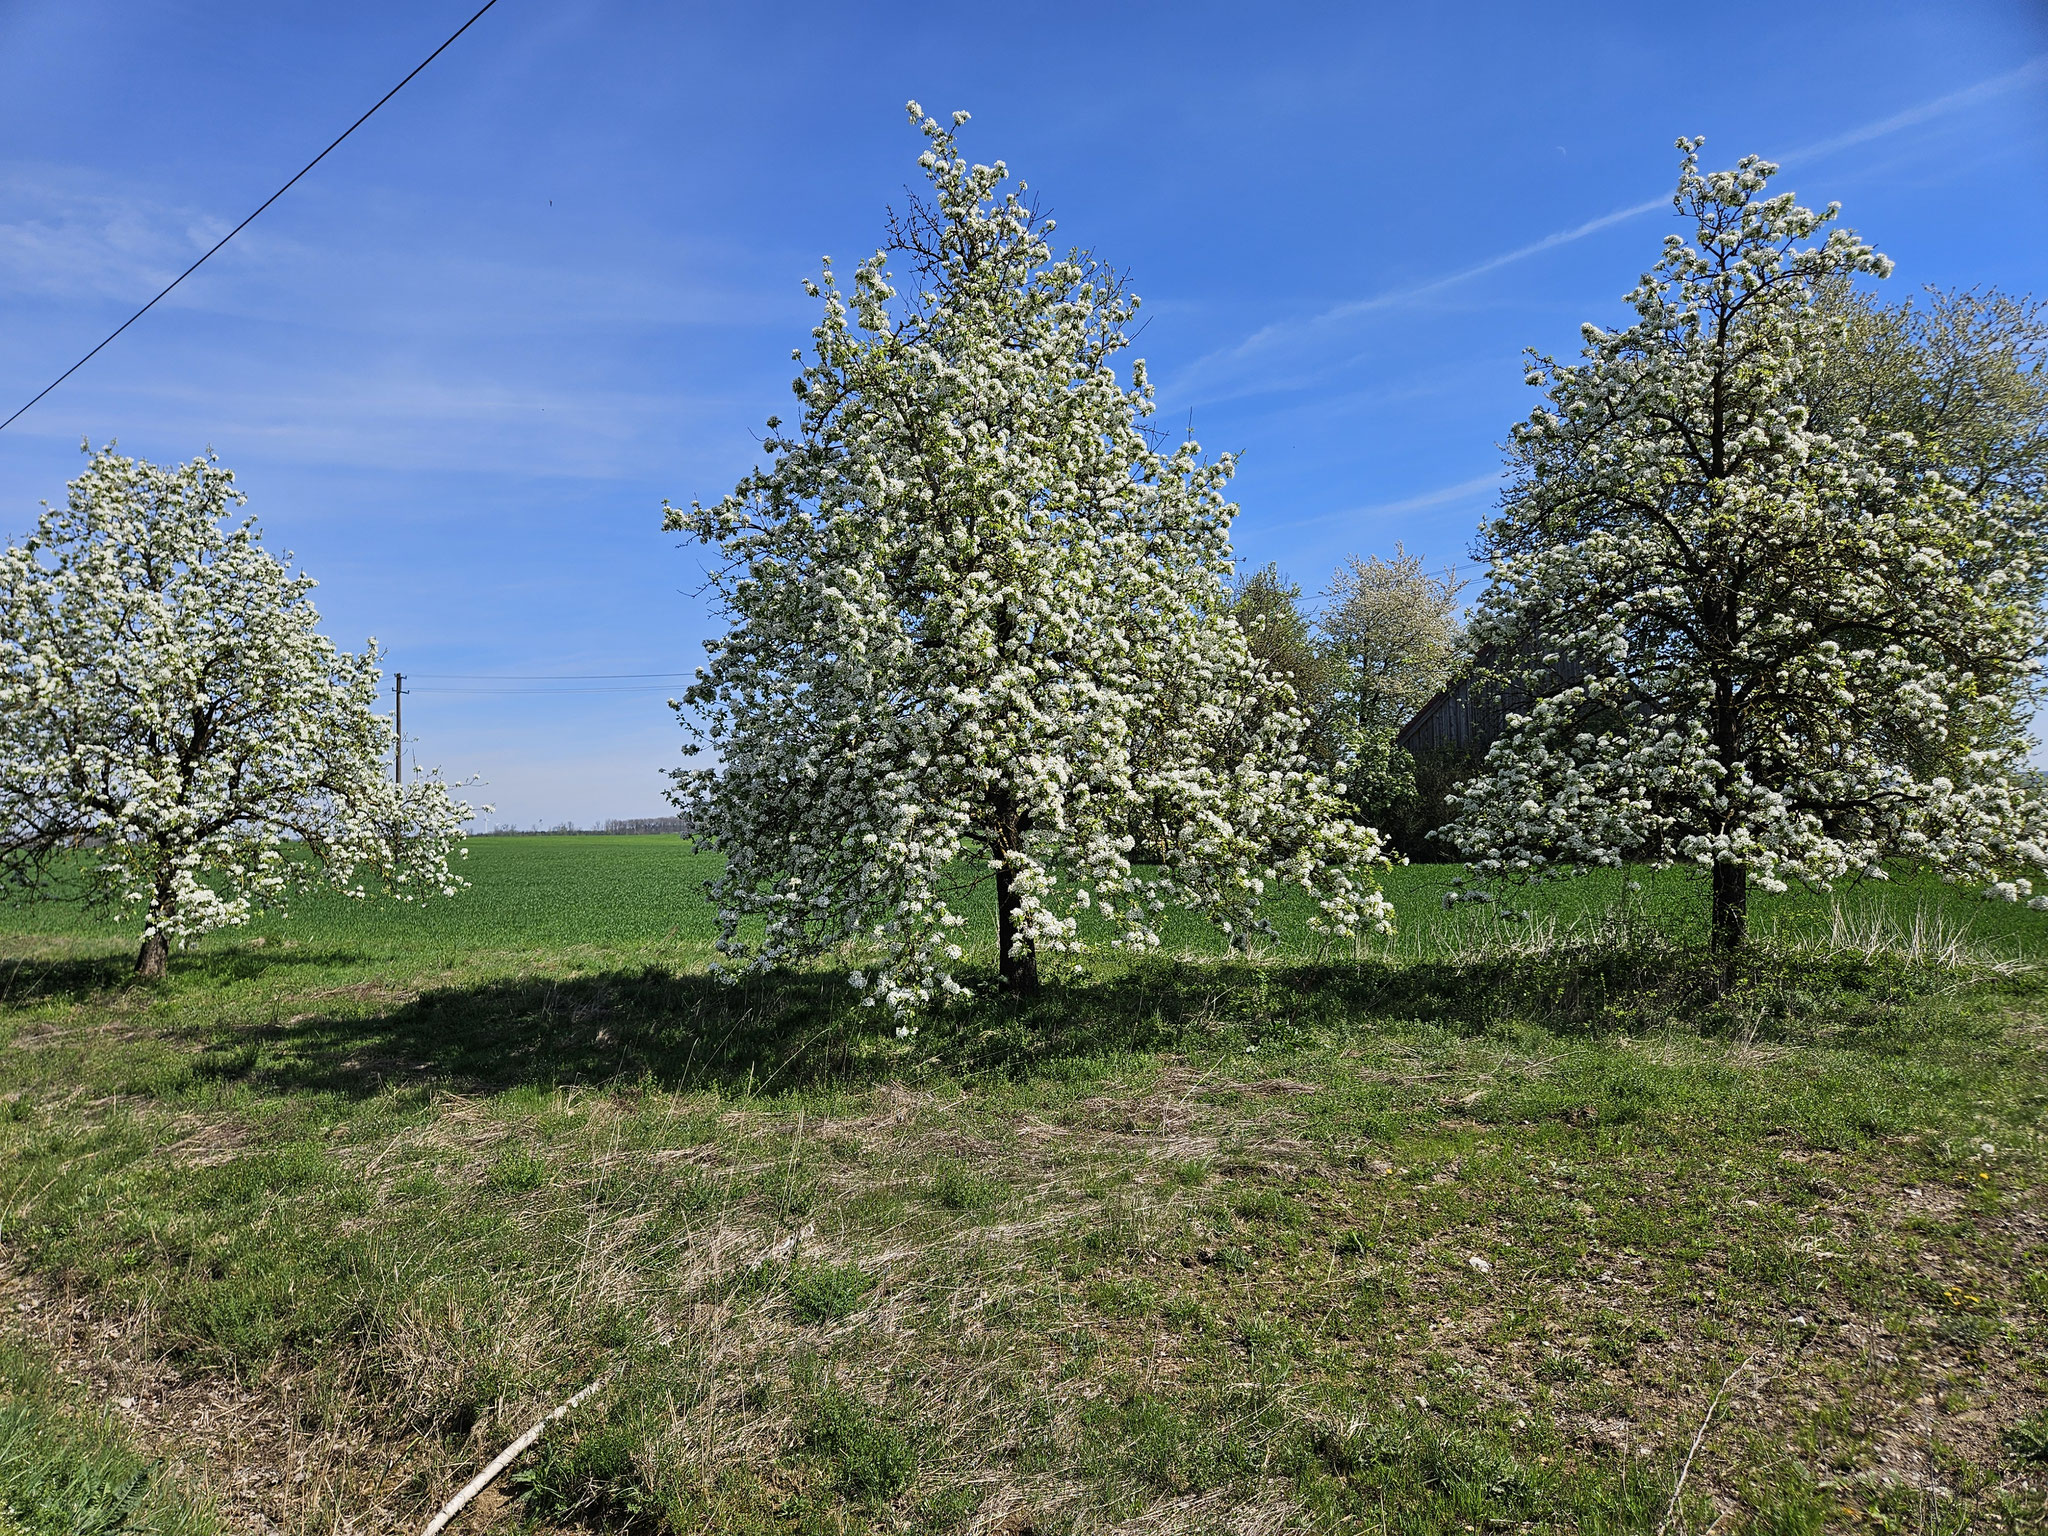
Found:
[0,1259,531,1535]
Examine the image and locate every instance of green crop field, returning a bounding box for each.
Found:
[2,837,2045,1535]
[0,835,726,955]
[11,833,2047,967]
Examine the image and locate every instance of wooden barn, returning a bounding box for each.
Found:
[1394,669,1498,757]
[1393,644,1587,759]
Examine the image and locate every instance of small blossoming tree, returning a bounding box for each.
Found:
[1447,141,2048,950]
[1321,548,1465,821]
[667,105,1389,1007]
[0,446,479,976]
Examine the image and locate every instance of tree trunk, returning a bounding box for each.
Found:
[993,860,1040,1000]
[135,930,169,979]
[1711,860,1747,953]
[1707,659,1747,954]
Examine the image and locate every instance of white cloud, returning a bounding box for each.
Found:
[0,169,231,303]
[0,161,787,332]
[0,361,748,480]
[0,157,806,468]
[0,156,801,477]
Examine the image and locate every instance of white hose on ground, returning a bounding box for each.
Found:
[417,1376,607,1536]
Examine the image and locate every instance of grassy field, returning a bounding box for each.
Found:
[1,836,2045,1535]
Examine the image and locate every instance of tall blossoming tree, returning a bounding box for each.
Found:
[1447,142,2048,950]
[667,105,1388,1007]
[0,446,479,976]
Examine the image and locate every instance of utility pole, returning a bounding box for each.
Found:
[394,672,404,784]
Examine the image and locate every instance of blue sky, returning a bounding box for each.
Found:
[2,1,2044,826]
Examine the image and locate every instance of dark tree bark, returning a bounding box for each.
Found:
[136,876,176,978]
[1711,860,1748,953]
[1708,638,1749,952]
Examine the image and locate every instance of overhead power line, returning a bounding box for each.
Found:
[403,671,691,697]
[0,0,504,435]
[408,686,685,696]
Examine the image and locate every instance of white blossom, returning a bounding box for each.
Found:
[0,446,480,975]
[1447,142,2048,946]
[666,106,1389,1009]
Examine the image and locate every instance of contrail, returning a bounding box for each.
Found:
[1775,54,2048,166]
[1267,471,1504,535]
[1178,52,2048,401]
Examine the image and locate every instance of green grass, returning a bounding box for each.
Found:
[1,837,2045,1533]
[0,1342,218,1536]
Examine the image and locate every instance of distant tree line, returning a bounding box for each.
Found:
[477,817,691,836]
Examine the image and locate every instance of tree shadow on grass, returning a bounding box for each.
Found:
[0,947,373,1010]
[191,940,1886,1103]
[0,952,139,1008]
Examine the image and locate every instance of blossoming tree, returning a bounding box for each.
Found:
[1321,548,1465,823]
[0,446,478,976]
[667,104,1389,1007]
[1231,564,1344,772]
[1446,141,2048,950]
